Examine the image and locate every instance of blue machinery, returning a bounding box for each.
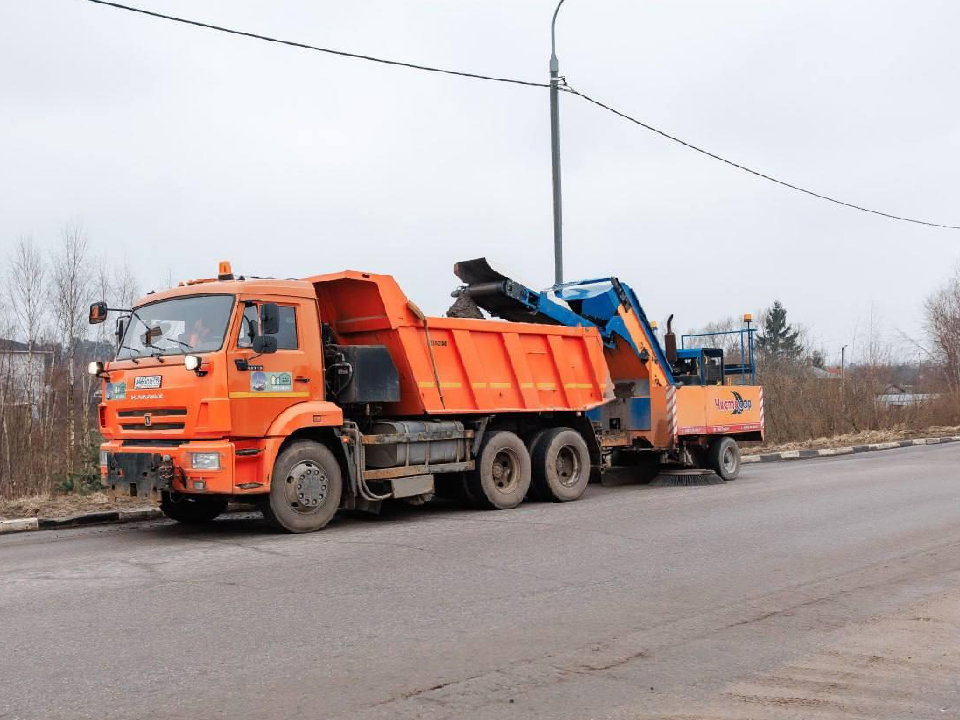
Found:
[453,258,673,381]
[680,328,757,385]
[453,257,756,387]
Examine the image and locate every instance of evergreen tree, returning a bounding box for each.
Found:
[809,349,826,369]
[757,301,802,359]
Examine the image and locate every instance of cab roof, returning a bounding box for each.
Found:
[135,276,317,306]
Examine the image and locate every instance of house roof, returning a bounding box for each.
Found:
[0,338,29,351]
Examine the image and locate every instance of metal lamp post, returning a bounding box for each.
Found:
[549,0,566,285]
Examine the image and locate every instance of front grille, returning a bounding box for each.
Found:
[122,439,184,447]
[118,408,187,418]
[121,422,185,431]
[117,407,187,432]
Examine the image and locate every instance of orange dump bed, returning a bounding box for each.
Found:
[308,271,613,416]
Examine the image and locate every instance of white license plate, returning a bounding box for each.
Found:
[134,375,162,390]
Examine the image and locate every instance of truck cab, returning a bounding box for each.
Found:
[91,269,339,519]
[671,348,724,386]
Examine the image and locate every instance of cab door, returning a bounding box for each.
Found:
[226,296,323,438]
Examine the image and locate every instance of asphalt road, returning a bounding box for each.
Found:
[3,444,960,720]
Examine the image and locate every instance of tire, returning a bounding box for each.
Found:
[160,492,227,524]
[465,430,531,509]
[609,449,661,484]
[530,427,591,502]
[457,473,482,507]
[262,441,343,532]
[707,436,740,481]
[524,429,551,501]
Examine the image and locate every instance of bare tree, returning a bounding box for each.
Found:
[925,266,960,393]
[114,257,141,310]
[50,223,91,471]
[7,235,47,352]
[0,304,15,491]
[7,235,48,458]
[689,316,748,362]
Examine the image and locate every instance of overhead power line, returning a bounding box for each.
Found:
[82,0,549,88]
[82,0,960,231]
[560,84,960,230]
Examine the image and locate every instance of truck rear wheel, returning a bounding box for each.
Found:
[263,441,342,533]
[707,436,741,481]
[466,430,531,509]
[530,427,590,502]
[159,492,228,524]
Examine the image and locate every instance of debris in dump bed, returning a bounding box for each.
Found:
[447,287,485,319]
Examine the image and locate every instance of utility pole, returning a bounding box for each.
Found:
[841,345,847,381]
[549,0,566,285]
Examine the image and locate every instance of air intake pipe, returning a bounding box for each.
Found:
[664,314,677,364]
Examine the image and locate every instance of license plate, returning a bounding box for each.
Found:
[134,375,162,390]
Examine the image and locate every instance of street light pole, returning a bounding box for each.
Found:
[549,0,566,285]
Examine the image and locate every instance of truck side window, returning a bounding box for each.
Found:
[276,306,298,350]
[237,304,299,350]
[238,305,259,348]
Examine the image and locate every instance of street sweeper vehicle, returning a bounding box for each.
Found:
[87,259,763,533]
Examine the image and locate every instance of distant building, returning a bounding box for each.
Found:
[877,384,938,407]
[0,339,52,417]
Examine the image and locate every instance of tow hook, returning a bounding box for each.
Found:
[158,455,175,487]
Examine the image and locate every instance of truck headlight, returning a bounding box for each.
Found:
[88,361,104,376]
[99,450,109,467]
[184,355,201,371]
[189,452,220,470]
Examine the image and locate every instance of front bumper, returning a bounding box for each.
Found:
[100,440,270,499]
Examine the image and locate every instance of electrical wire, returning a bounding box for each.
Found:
[83,0,549,89]
[82,0,960,231]
[560,83,960,230]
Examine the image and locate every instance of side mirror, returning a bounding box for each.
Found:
[115,317,128,346]
[89,302,108,325]
[252,335,278,354]
[260,303,280,335]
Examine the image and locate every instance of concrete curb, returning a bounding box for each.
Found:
[0,505,252,535]
[741,435,960,465]
[0,518,40,534]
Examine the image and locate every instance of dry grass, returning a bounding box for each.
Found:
[743,425,960,455]
[0,491,154,520]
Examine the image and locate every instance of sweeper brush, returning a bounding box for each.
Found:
[649,469,724,487]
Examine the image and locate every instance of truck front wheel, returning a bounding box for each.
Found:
[707,436,741,481]
[263,441,343,533]
[160,492,228,524]
[466,431,531,509]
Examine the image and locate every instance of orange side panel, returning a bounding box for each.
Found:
[308,271,613,416]
[676,385,764,437]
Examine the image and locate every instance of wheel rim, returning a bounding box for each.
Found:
[284,460,328,514]
[555,445,582,487]
[721,446,737,474]
[491,448,521,495]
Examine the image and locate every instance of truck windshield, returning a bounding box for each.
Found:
[117,294,235,360]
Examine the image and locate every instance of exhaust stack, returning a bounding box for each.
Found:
[665,314,677,364]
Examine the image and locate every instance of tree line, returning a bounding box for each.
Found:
[693,282,960,443]
[0,225,140,499]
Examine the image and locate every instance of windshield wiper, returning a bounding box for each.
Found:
[117,344,140,363]
[148,336,193,359]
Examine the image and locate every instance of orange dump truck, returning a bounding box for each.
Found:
[88,259,762,532]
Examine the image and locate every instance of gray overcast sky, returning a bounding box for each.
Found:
[2,0,957,363]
